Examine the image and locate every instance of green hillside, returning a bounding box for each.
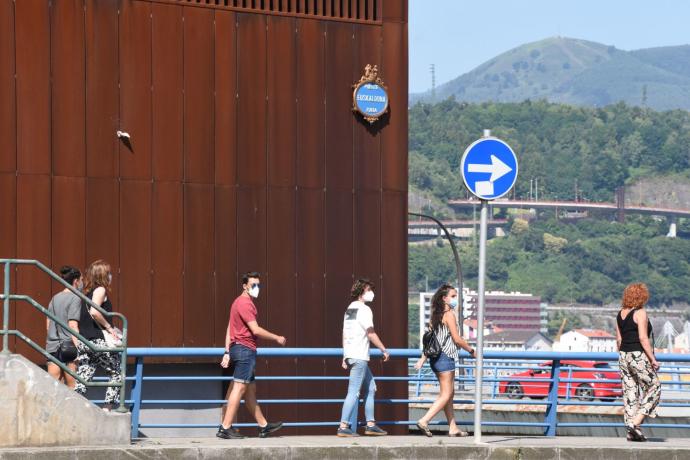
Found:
[413,37,690,111]
[408,99,690,306]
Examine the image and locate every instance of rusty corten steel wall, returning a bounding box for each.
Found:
[0,0,407,430]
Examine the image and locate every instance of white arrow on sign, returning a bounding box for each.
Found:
[468,154,512,182]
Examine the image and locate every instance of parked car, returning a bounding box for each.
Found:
[498,360,622,401]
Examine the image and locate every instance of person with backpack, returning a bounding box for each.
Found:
[414,283,475,437]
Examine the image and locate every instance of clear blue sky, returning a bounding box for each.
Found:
[409,0,690,93]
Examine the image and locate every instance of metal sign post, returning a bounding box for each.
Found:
[460,129,518,444]
[473,198,488,443]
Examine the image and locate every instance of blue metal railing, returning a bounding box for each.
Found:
[110,348,690,439]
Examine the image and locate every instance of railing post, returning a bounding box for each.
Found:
[130,357,144,438]
[2,261,10,353]
[565,367,572,401]
[415,367,423,397]
[491,363,499,398]
[544,359,561,436]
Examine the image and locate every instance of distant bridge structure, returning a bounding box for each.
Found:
[447,197,690,237]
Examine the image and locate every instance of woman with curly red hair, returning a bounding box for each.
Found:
[615,283,660,442]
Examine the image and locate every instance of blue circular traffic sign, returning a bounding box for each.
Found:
[460,137,518,200]
[353,82,389,119]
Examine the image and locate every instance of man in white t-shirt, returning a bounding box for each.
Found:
[337,279,390,437]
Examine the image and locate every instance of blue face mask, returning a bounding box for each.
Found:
[449,297,459,309]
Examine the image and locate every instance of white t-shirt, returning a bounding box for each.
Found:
[342,301,374,361]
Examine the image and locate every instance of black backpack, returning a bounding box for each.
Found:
[422,325,449,359]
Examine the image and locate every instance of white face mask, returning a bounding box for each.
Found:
[107,273,113,284]
[249,286,260,298]
[362,291,375,303]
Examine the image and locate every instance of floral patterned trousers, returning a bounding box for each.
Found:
[619,350,661,426]
[74,339,122,405]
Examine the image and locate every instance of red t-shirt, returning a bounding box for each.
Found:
[228,294,258,350]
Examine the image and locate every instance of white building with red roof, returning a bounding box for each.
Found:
[553,329,617,353]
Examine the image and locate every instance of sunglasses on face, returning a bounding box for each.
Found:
[250,283,261,289]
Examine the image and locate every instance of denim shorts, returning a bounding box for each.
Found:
[430,351,456,374]
[230,343,256,383]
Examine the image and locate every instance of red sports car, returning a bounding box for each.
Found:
[498,360,622,401]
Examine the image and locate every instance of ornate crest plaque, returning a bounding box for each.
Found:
[352,64,389,124]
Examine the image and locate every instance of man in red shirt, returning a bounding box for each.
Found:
[218,272,287,439]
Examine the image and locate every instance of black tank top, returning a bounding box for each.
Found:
[617,308,653,352]
[79,288,113,341]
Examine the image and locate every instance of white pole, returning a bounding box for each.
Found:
[474,129,490,443]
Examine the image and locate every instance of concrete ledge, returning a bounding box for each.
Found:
[1,436,689,460]
[0,353,130,447]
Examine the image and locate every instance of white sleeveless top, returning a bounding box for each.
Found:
[434,321,458,359]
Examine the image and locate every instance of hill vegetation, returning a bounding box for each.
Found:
[410,216,690,307]
[409,99,690,205]
[408,99,690,306]
[413,37,690,111]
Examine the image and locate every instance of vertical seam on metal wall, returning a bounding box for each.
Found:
[149,2,154,346]
[321,20,327,353]
[264,13,269,332]
[181,4,186,344]
[83,0,87,270]
[292,15,297,372]
[48,0,54,284]
[350,23,355,283]
[233,11,238,311]
[116,1,122,307]
[212,9,217,345]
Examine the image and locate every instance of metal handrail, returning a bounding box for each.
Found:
[0,259,128,412]
[122,347,690,438]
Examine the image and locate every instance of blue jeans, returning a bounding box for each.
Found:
[340,359,376,425]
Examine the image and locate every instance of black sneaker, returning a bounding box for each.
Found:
[258,421,284,438]
[364,424,388,436]
[217,425,245,439]
[337,426,357,437]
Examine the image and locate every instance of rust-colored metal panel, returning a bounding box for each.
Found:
[51,176,86,293]
[295,187,326,429]
[236,186,267,323]
[15,0,50,175]
[51,0,86,178]
[183,6,214,184]
[86,0,119,178]
[152,181,183,347]
[120,180,152,347]
[0,173,17,347]
[324,189,354,345]
[381,20,407,192]
[120,1,152,180]
[296,19,325,189]
[0,0,16,173]
[85,178,120,309]
[214,185,237,345]
[353,189,380,287]
[325,21,354,190]
[267,16,296,187]
[353,24,382,192]
[183,183,214,345]
[265,185,297,429]
[381,0,406,22]
[379,190,407,432]
[236,13,267,187]
[214,9,237,186]
[152,3,183,181]
[266,186,296,337]
[16,174,51,360]
[380,190,406,343]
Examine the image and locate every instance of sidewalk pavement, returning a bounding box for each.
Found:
[1,435,690,459]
